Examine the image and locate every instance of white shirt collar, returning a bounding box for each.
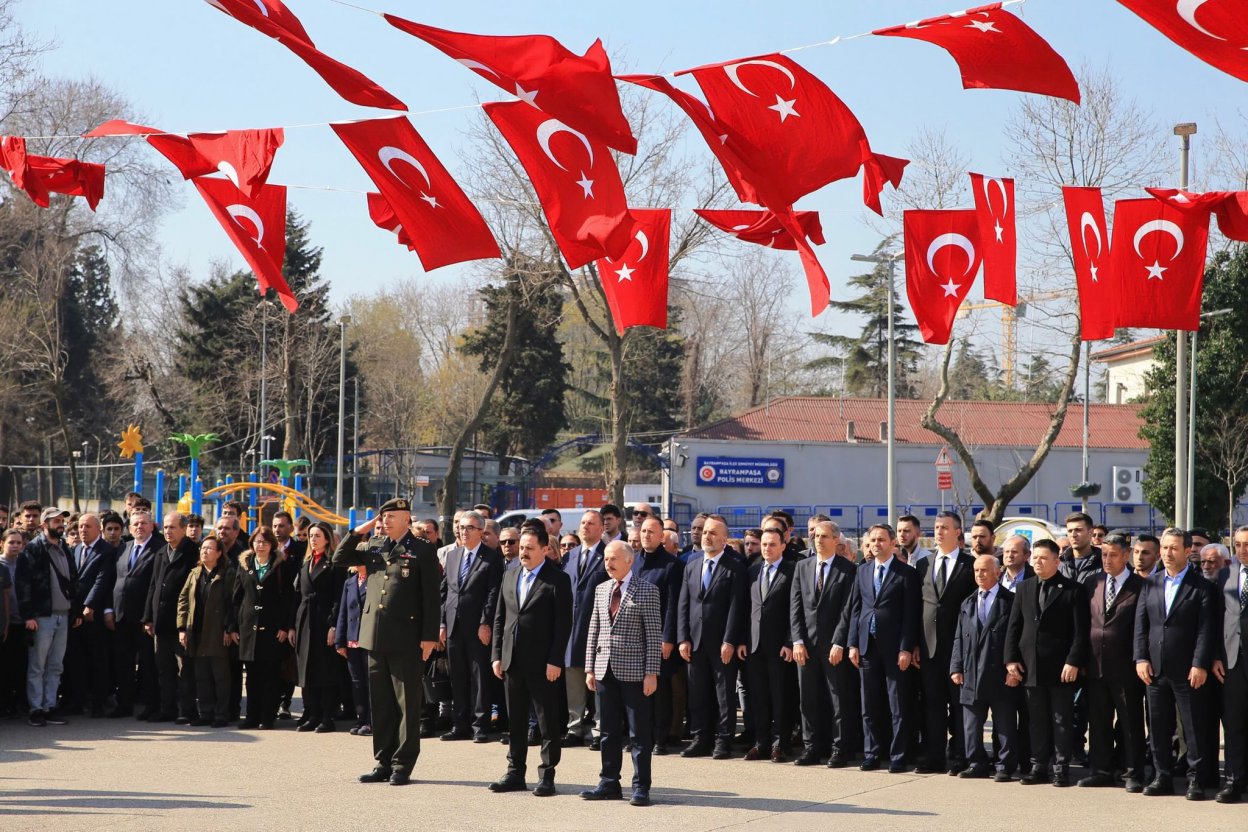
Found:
[614,571,632,591]
[703,550,725,566]
[523,560,544,579]
[1165,565,1189,584]
[875,555,894,572]
[980,584,999,602]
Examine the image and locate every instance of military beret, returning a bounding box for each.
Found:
[377,497,412,515]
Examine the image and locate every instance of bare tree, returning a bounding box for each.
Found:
[720,251,798,408]
[1199,411,1248,530]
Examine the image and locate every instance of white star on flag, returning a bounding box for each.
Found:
[1090,264,1099,283]
[420,193,440,208]
[940,278,961,297]
[615,264,635,282]
[514,84,539,106]
[966,20,999,33]
[1145,261,1167,280]
[993,220,1003,243]
[768,95,800,122]
[576,171,595,199]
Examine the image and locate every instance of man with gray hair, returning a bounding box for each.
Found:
[1199,543,1229,582]
[143,511,200,722]
[1000,535,1033,593]
[563,510,609,747]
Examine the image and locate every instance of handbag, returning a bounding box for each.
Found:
[422,655,452,702]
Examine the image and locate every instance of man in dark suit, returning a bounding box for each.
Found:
[913,511,977,774]
[1079,532,1147,792]
[950,555,1018,780]
[440,510,503,742]
[562,510,609,747]
[143,511,200,723]
[791,520,856,767]
[490,524,573,796]
[61,512,115,716]
[333,498,441,786]
[677,516,748,760]
[272,510,307,720]
[1214,525,1248,803]
[634,516,684,755]
[582,541,662,806]
[1134,527,1217,801]
[847,523,921,773]
[105,510,160,719]
[744,529,796,762]
[1005,538,1088,787]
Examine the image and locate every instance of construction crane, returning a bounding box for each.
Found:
[955,291,1072,387]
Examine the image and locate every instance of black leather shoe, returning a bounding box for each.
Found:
[562,733,584,747]
[358,767,392,783]
[1124,778,1144,794]
[1216,784,1243,804]
[629,790,651,807]
[1051,770,1071,788]
[827,752,848,768]
[473,734,492,744]
[914,763,943,774]
[174,716,192,725]
[743,745,767,761]
[1019,768,1047,785]
[315,722,335,734]
[1186,783,1205,801]
[297,722,317,732]
[947,761,968,775]
[389,770,412,786]
[859,758,880,771]
[533,781,557,797]
[794,751,821,767]
[681,742,712,758]
[589,736,601,751]
[888,761,907,774]
[712,742,733,760]
[489,776,528,793]
[580,786,624,801]
[420,722,436,738]
[653,743,669,756]
[442,729,472,741]
[994,771,1013,783]
[1078,773,1114,788]
[958,766,991,779]
[1143,777,1174,796]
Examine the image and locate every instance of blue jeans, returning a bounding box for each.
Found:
[27,614,70,711]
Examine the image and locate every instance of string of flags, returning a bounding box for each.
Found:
[0,0,1245,343]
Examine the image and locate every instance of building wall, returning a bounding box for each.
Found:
[666,438,1152,530]
[1104,353,1156,403]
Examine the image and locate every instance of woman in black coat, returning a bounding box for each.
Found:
[230,526,292,729]
[289,521,345,732]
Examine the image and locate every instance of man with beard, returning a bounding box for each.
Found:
[16,508,81,726]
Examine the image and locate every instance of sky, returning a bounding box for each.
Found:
[11,0,1247,353]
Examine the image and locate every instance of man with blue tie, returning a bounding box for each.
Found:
[61,513,115,716]
[1134,527,1217,801]
[1213,525,1248,803]
[105,510,160,719]
[847,523,920,773]
[677,516,748,760]
[562,510,609,748]
[744,529,796,762]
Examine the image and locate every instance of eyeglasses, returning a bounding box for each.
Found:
[560,542,575,549]
[500,539,518,546]
[633,511,650,518]
[458,525,481,532]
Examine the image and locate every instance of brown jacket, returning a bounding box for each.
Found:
[177,562,237,659]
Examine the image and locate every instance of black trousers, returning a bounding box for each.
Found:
[154,631,196,718]
[747,647,795,749]
[687,645,738,743]
[244,659,280,724]
[921,650,965,766]
[1025,684,1075,771]
[111,620,157,713]
[369,649,426,772]
[0,621,28,713]
[1086,674,1146,780]
[596,668,653,792]
[194,656,230,720]
[860,641,911,764]
[1146,674,1206,783]
[963,695,1016,772]
[796,645,853,755]
[346,647,371,726]
[1224,657,1248,787]
[447,627,492,735]
[650,660,675,745]
[504,665,565,783]
[61,618,110,711]
[302,683,339,725]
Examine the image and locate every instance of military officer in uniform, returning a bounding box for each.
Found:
[333,498,440,786]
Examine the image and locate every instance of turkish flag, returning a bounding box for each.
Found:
[1062,186,1115,341]
[186,129,284,198]
[385,15,635,154]
[193,177,297,312]
[903,209,983,344]
[595,208,670,333]
[874,3,1080,103]
[1117,0,1248,83]
[366,192,418,251]
[85,120,218,179]
[0,136,106,210]
[1108,197,1210,331]
[203,0,405,110]
[1148,187,1248,243]
[680,53,906,215]
[332,117,499,271]
[693,208,824,249]
[969,172,1016,305]
[484,101,635,269]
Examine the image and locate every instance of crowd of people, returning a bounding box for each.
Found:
[3,495,1246,808]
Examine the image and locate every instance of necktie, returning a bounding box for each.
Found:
[816,560,827,594]
[936,557,948,594]
[1040,579,1051,607]
[129,543,142,570]
[702,559,715,594]
[459,550,473,583]
[609,580,622,622]
[1105,574,1117,610]
[765,564,775,591]
[871,565,884,636]
[579,546,589,574]
[520,569,535,606]
[1239,569,1247,609]
[978,590,989,629]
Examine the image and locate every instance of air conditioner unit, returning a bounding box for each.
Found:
[1112,466,1143,504]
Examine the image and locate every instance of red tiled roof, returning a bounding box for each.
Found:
[683,397,1147,450]
[1090,336,1165,363]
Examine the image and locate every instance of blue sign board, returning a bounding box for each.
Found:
[695,457,785,488]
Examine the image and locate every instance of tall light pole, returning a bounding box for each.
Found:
[1173,122,1196,527]
[1185,306,1232,527]
[352,377,360,510]
[852,249,903,526]
[335,314,351,524]
[257,298,271,480]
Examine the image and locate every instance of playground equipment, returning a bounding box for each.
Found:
[170,433,218,517]
[203,480,350,528]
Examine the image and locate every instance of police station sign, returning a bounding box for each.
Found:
[695,457,785,488]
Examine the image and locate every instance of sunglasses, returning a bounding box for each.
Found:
[500,539,518,546]
[633,511,650,518]
[560,542,575,549]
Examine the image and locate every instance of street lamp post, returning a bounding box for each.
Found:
[257,298,271,480]
[1185,307,1232,527]
[851,249,903,526]
[1173,122,1196,527]
[336,315,351,525]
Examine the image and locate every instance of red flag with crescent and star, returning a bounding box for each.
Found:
[595,208,670,333]
[874,3,1080,103]
[0,136,106,210]
[1147,187,1248,243]
[1116,0,1248,83]
[366,192,418,251]
[1062,186,1115,341]
[203,0,405,110]
[484,101,635,269]
[194,177,296,312]
[1108,197,1210,331]
[332,117,499,271]
[903,209,983,344]
[385,15,636,154]
[969,172,1016,305]
[679,52,907,216]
